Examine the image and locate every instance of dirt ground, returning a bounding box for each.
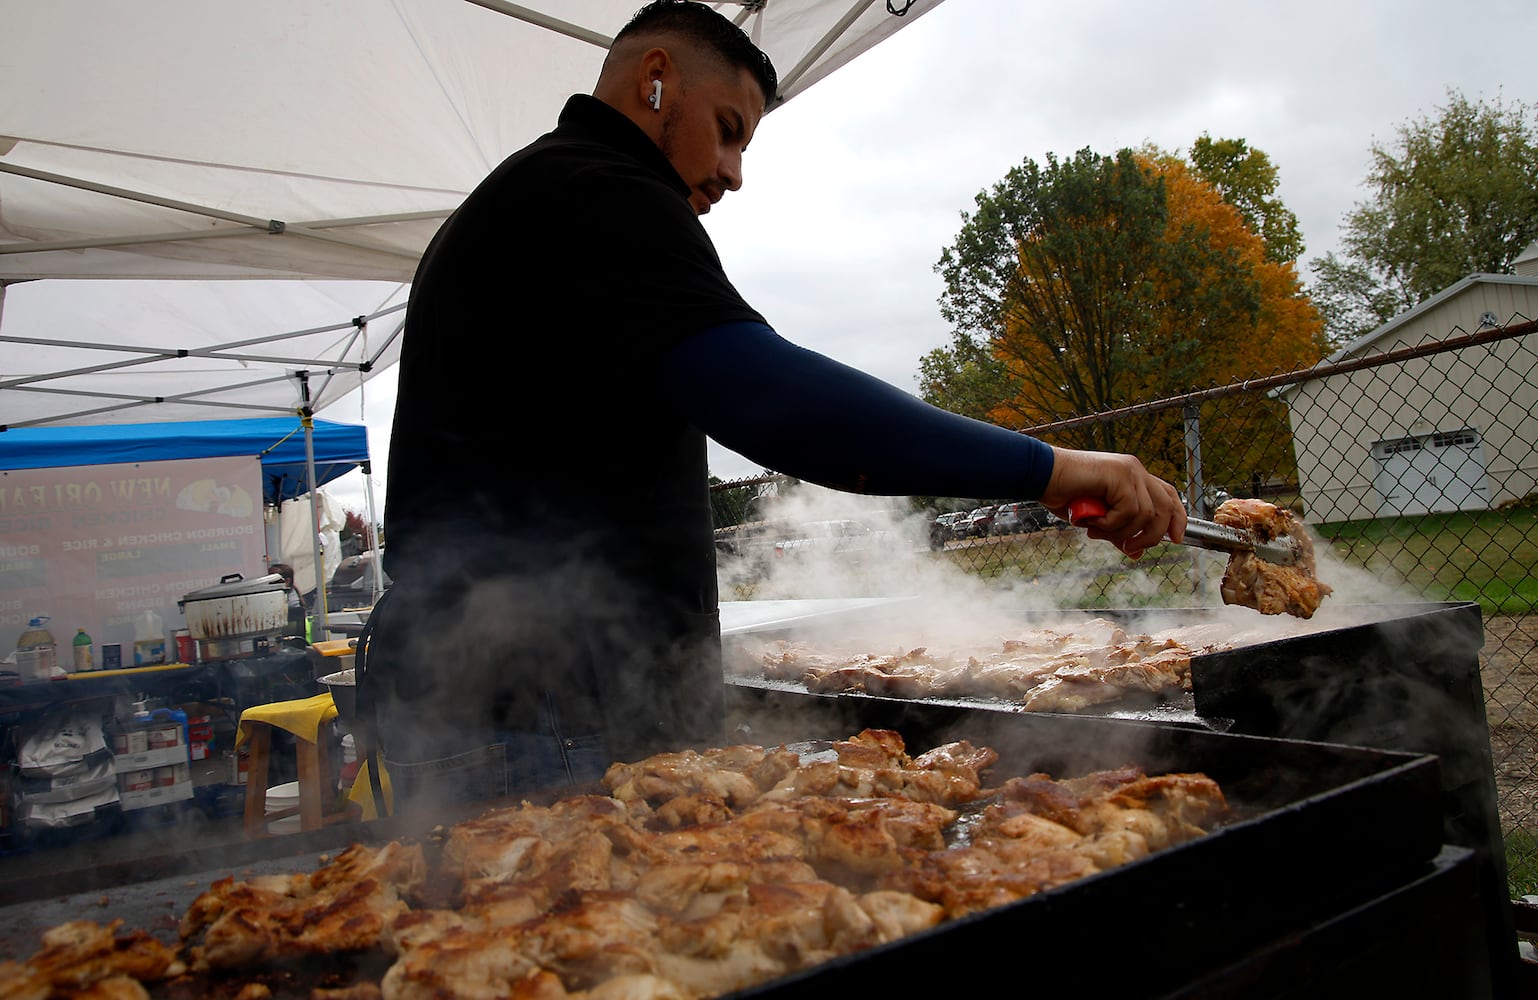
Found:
[1479,614,1538,833]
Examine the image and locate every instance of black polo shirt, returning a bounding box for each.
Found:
[371,96,763,760]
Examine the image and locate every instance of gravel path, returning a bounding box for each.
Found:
[1480,614,1538,833]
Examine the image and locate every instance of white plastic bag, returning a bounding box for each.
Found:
[18,709,109,778]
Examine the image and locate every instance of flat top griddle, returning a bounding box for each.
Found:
[720,597,920,635]
[722,600,1483,729]
[1,716,1438,934]
[0,849,338,958]
[0,600,1500,997]
[726,670,1213,728]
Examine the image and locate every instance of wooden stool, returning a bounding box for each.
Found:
[238,693,347,837]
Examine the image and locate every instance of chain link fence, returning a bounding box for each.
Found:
[711,315,1538,898]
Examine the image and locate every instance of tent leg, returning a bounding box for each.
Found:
[362,460,384,605]
[297,373,330,639]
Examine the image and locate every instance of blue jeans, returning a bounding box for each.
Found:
[381,692,609,810]
[499,728,609,797]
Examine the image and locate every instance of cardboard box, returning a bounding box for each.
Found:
[114,744,188,770]
[119,777,193,811]
[111,730,150,755]
[119,768,155,792]
[147,724,181,749]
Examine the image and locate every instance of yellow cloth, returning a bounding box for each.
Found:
[347,759,393,818]
[236,693,338,747]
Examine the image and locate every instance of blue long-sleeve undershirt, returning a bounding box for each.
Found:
[662,320,1054,499]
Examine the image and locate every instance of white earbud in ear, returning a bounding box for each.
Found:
[649,79,662,111]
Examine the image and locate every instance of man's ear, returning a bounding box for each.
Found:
[638,46,671,109]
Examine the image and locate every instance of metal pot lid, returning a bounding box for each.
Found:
[180,572,286,603]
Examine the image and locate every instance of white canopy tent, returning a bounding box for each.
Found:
[0,279,408,429]
[0,278,408,621]
[0,0,943,284]
[0,0,945,620]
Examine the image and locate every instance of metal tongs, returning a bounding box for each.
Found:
[1067,497,1304,566]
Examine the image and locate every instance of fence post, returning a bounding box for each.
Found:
[1183,404,1207,515]
[1182,404,1219,604]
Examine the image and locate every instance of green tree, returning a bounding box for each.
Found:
[932,149,1176,457]
[930,146,1320,482]
[916,334,1010,423]
[1187,135,1304,264]
[1308,89,1538,346]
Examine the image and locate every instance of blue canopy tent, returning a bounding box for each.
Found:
[0,416,371,504]
[0,416,379,618]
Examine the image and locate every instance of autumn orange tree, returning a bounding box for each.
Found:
[341,508,376,552]
[925,143,1323,493]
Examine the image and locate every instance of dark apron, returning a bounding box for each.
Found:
[353,569,725,815]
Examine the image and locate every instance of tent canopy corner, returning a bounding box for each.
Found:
[0,416,370,505]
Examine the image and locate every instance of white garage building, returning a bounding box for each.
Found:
[1277,248,1538,524]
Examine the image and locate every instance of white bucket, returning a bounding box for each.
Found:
[265,781,303,834]
[266,781,301,813]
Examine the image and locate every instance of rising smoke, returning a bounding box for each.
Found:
[715,484,1480,766]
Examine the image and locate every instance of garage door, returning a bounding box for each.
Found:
[1371,427,1492,516]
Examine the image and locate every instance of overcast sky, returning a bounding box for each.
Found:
[321,0,1538,515]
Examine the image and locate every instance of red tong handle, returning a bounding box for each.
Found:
[1066,496,1106,525]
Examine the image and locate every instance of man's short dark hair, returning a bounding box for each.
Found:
[617,1,779,106]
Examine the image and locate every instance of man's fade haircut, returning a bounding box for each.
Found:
[617,1,778,106]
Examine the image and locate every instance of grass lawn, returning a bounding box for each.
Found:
[1508,830,1538,899]
[941,505,1538,616]
[1314,506,1538,615]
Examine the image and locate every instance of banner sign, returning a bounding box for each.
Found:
[0,455,267,669]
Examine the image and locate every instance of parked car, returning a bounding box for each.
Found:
[715,519,790,572]
[961,505,998,538]
[773,519,889,560]
[991,501,1054,535]
[929,511,969,548]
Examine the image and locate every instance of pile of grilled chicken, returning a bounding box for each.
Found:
[1,729,1229,1000]
[1212,498,1333,619]
[742,617,1234,713]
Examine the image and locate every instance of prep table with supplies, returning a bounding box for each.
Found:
[0,645,317,719]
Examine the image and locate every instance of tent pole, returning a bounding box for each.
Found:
[296,372,330,640]
[361,460,384,605]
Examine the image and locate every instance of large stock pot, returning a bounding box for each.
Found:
[178,572,289,639]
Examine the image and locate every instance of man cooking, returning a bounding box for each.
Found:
[361,0,1186,816]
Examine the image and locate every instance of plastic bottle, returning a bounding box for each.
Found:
[17,616,57,679]
[72,627,94,672]
[337,732,360,799]
[133,609,166,665]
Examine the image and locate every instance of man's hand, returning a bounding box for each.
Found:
[1039,447,1187,559]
